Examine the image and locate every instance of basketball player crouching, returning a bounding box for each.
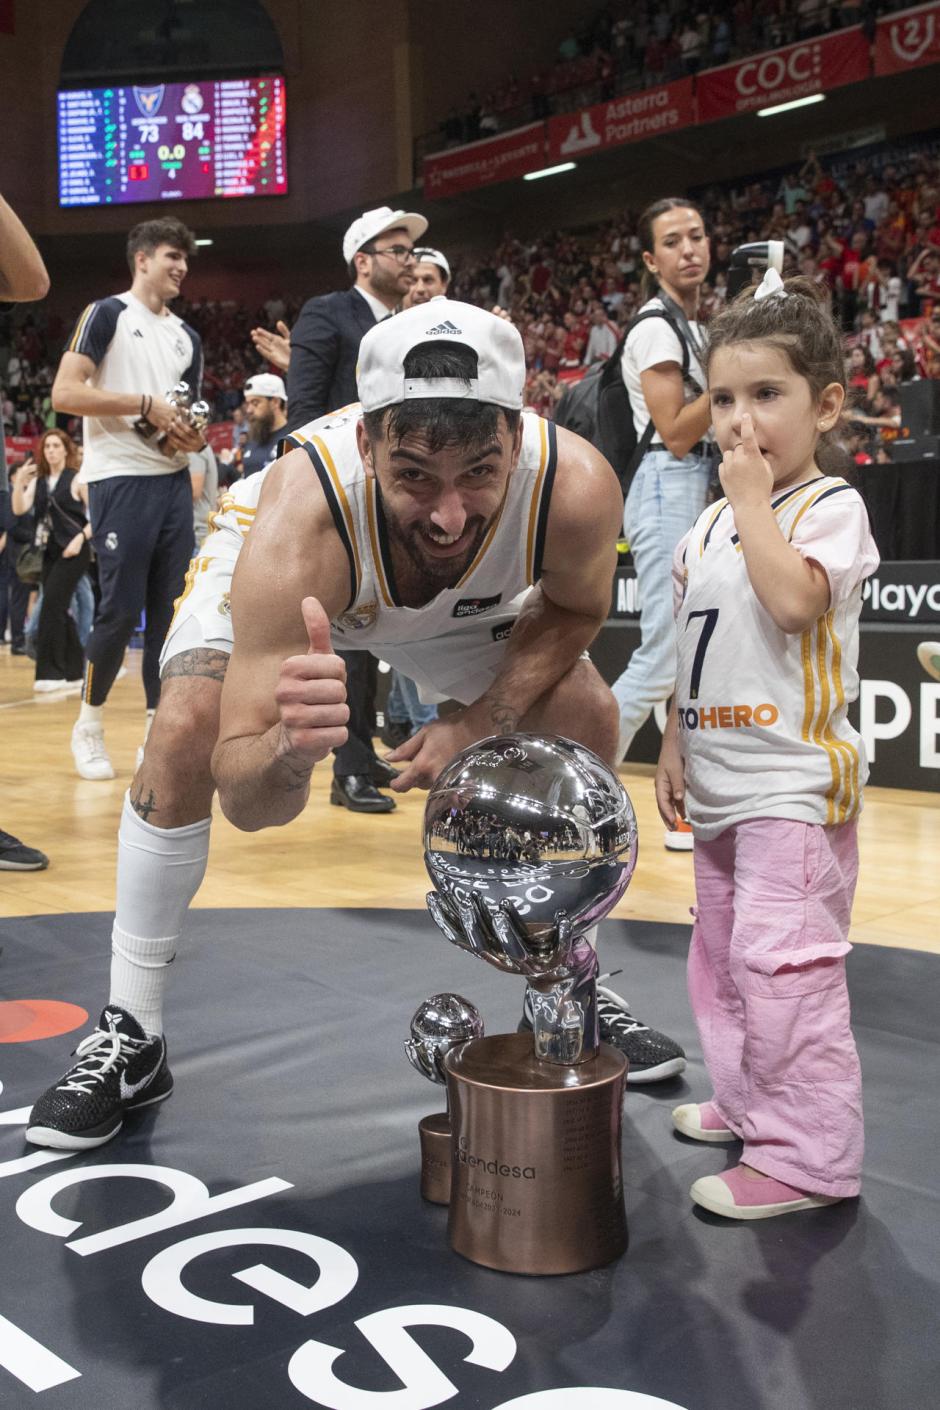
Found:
[26,301,686,1152]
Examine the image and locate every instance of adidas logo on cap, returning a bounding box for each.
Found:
[424,319,462,335]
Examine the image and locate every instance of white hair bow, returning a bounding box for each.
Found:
[754,267,788,301]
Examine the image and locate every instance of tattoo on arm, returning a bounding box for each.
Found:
[162,648,230,683]
[130,783,159,821]
[274,752,314,794]
[488,697,520,733]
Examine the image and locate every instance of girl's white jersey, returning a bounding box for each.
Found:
[673,476,880,840]
[163,404,558,706]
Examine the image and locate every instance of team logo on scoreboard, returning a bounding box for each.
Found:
[134,85,165,117]
[181,84,204,115]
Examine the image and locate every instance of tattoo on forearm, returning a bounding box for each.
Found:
[130,784,159,821]
[162,648,229,683]
[275,753,314,793]
[488,697,520,732]
[273,728,315,793]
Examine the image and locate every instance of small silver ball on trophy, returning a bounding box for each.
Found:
[404,994,484,1205]
[423,733,638,1275]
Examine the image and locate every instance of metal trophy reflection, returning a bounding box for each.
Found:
[423,733,638,1275]
[134,381,210,450]
[404,994,484,1205]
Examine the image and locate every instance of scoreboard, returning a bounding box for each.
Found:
[57,76,287,207]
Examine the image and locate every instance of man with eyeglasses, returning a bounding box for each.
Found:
[286,207,428,811]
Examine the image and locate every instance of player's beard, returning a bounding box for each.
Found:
[248,408,275,443]
[382,498,491,594]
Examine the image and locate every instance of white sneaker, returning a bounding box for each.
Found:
[34,679,67,693]
[71,722,115,780]
[664,817,694,852]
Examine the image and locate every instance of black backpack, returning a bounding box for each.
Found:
[554,307,691,499]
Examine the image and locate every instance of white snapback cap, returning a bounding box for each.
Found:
[413,246,451,279]
[244,373,287,401]
[357,298,525,412]
[342,206,428,265]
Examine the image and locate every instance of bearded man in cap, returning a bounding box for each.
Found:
[26,300,687,1156]
[241,373,289,477]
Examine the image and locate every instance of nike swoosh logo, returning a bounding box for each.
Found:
[120,1066,159,1102]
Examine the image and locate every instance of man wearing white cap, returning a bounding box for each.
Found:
[241,372,288,477]
[403,247,450,307]
[26,299,686,1155]
[287,205,427,430]
[287,205,429,813]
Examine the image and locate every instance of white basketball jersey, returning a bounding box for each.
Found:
[673,476,880,840]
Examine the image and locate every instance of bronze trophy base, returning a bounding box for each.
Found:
[444,1032,628,1275]
[418,1112,452,1205]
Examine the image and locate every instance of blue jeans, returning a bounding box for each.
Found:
[24,573,95,652]
[612,446,712,758]
[71,573,94,647]
[387,669,438,730]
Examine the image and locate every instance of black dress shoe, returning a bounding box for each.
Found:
[330,774,396,813]
[371,755,401,787]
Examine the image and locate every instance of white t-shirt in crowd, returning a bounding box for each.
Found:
[620,296,707,442]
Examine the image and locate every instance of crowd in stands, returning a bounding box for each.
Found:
[3,136,939,467]
[445,135,940,457]
[431,0,903,154]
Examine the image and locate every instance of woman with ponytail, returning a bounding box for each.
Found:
[611,199,713,848]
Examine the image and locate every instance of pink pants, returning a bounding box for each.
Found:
[689,818,863,1198]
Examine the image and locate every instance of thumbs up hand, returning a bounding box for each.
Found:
[274,596,349,765]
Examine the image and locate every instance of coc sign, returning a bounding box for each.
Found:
[697,27,870,120]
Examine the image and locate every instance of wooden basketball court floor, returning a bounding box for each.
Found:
[1,646,937,953]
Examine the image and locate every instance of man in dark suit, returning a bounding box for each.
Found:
[286,206,428,812]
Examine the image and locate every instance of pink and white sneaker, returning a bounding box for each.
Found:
[672,1100,738,1144]
[690,1163,842,1220]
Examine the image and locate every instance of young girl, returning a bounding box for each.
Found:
[655,270,879,1219]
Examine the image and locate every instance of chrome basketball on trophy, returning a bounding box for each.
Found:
[404,993,484,1205]
[134,381,209,449]
[423,733,638,1275]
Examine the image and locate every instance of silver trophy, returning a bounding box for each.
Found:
[405,993,483,1204]
[135,381,210,445]
[424,734,637,1065]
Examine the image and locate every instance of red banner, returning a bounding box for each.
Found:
[697,27,870,121]
[3,435,36,464]
[875,1,940,75]
[423,124,546,200]
[547,80,695,164]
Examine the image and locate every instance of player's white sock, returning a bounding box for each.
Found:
[109,792,211,1036]
[79,702,104,726]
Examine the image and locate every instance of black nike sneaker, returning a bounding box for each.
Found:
[26,1006,173,1150]
[519,984,686,1084]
